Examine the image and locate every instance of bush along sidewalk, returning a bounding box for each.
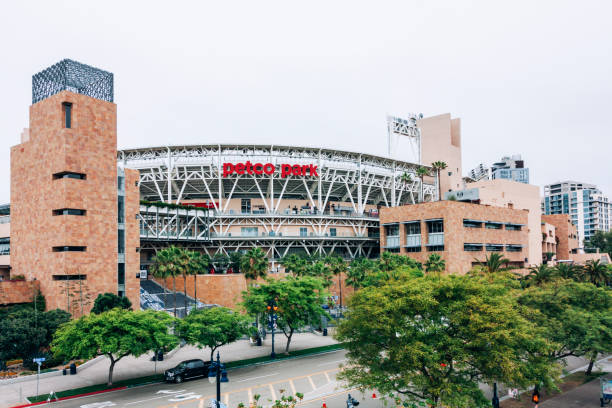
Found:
[26,343,344,403]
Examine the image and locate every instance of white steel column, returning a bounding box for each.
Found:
[217,144,223,212]
[167,147,172,203]
[317,149,322,213]
[391,161,396,207]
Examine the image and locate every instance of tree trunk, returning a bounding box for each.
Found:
[183,275,187,314]
[107,355,116,386]
[437,170,441,201]
[210,346,218,361]
[338,273,343,309]
[173,277,177,318]
[586,352,597,375]
[284,328,294,354]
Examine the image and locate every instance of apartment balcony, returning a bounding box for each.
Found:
[385,235,400,248]
[405,234,421,248]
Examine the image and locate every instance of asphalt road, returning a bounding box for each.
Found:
[38,350,384,408]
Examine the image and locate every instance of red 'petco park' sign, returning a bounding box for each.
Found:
[223,161,319,178]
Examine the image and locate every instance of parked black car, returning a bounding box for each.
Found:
[164,359,211,383]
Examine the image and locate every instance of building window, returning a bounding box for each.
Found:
[52,246,86,252]
[506,245,523,252]
[464,243,483,252]
[427,220,444,233]
[241,227,258,237]
[427,245,444,252]
[62,102,72,128]
[52,171,86,180]
[485,244,504,252]
[118,229,125,254]
[52,208,86,216]
[52,274,86,280]
[241,199,251,214]
[505,224,522,231]
[384,223,400,248]
[485,222,503,229]
[405,246,421,253]
[330,228,337,237]
[463,219,482,228]
[118,196,125,223]
[118,263,125,285]
[405,222,421,235]
[299,227,308,237]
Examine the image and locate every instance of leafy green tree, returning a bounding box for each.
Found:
[280,254,309,276]
[242,277,328,353]
[424,253,446,275]
[326,256,347,308]
[188,251,209,309]
[51,309,177,386]
[303,261,333,286]
[228,251,243,273]
[177,307,251,360]
[240,247,268,282]
[416,166,429,202]
[151,246,184,317]
[431,161,447,201]
[518,281,612,374]
[525,264,556,287]
[554,263,581,280]
[478,252,510,273]
[91,293,132,314]
[212,252,230,273]
[582,260,611,286]
[337,275,557,407]
[378,251,422,272]
[584,230,612,256]
[361,265,424,288]
[346,258,376,289]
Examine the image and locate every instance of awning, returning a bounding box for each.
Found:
[381,222,399,226]
[505,223,526,226]
[401,220,420,224]
[425,218,443,222]
[463,219,483,223]
[485,221,504,225]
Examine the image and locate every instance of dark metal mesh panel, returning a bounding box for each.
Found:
[32,59,114,104]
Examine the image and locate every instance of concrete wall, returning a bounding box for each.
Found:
[380,201,529,274]
[418,113,463,196]
[468,179,543,266]
[0,280,37,305]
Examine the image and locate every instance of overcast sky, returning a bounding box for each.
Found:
[1,0,611,203]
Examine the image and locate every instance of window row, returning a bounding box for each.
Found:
[463,219,523,231]
[464,243,523,252]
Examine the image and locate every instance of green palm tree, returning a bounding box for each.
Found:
[325,256,347,308]
[228,251,243,273]
[400,172,413,185]
[416,166,429,202]
[527,264,555,286]
[431,161,448,201]
[582,260,610,286]
[346,258,373,289]
[150,246,182,317]
[240,247,268,283]
[174,247,193,314]
[424,253,445,276]
[554,262,580,280]
[188,251,209,310]
[478,252,510,273]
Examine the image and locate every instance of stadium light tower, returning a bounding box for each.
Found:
[386,114,423,165]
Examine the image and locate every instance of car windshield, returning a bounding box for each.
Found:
[176,362,187,369]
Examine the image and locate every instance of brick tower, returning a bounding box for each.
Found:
[10,60,139,315]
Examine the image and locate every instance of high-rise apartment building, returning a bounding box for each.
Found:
[543,181,611,249]
[491,155,529,184]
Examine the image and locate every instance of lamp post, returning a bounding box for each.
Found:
[266,299,278,359]
[492,382,500,408]
[208,351,229,408]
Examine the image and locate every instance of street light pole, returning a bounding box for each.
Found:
[267,299,278,359]
[216,355,221,408]
[208,351,229,408]
[492,382,499,408]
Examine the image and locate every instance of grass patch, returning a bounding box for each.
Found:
[28,343,344,403]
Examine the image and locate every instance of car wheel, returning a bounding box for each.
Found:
[174,375,183,384]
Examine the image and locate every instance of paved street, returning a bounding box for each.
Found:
[30,350,386,408]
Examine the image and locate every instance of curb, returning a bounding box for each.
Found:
[10,386,127,408]
[12,346,344,408]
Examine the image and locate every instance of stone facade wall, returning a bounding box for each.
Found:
[0,280,37,305]
[10,90,129,316]
[380,201,529,274]
[542,214,579,261]
[124,168,141,309]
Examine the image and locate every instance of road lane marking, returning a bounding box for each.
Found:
[307,376,316,389]
[224,392,229,405]
[269,384,277,401]
[324,372,331,382]
[248,388,253,404]
[235,372,280,382]
[198,399,204,408]
[289,379,296,394]
[317,359,345,366]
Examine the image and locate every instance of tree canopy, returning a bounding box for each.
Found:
[336,274,557,407]
[91,293,132,314]
[242,276,329,353]
[177,307,252,360]
[51,308,178,385]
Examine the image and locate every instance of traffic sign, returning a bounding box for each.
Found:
[32,357,46,364]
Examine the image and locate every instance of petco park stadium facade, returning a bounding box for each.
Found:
[119,144,437,267]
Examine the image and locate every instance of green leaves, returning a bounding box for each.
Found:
[240,247,268,280]
[176,307,251,359]
[51,309,178,385]
[337,274,559,407]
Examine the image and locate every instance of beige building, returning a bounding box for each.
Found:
[445,179,543,267]
[419,113,463,196]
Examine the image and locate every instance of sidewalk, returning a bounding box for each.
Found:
[0,332,338,408]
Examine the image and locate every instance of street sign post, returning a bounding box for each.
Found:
[32,357,45,398]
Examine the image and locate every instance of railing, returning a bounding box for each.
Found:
[213,209,380,219]
[210,232,370,239]
[427,233,444,246]
[0,216,9,224]
[386,236,400,248]
[405,234,421,247]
